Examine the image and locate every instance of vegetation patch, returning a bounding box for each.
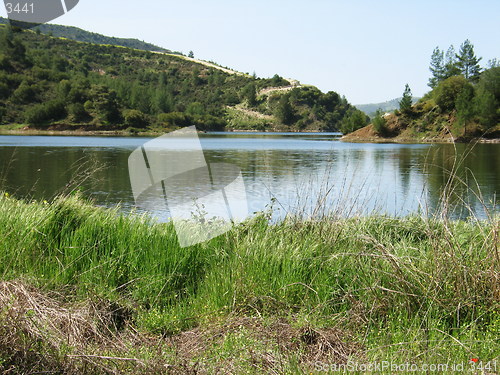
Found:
[0,24,360,133]
[0,192,498,373]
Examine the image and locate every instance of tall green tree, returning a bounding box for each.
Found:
[455,85,475,134]
[242,83,257,106]
[444,45,461,79]
[429,47,445,88]
[275,95,294,124]
[153,88,173,114]
[435,76,471,111]
[475,89,497,129]
[372,109,387,134]
[456,39,482,82]
[399,84,413,113]
[89,85,121,123]
[339,109,367,134]
[474,67,500,128]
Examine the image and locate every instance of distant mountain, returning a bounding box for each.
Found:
[0,17,172,53]
[356,97,420,117]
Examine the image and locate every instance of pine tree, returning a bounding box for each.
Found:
[455,85,475,134]
[456,40,482,82]
[475,88,498,129]
[444,45,461,79]
[429,47,445,88]
[242,83,257,106]
[399,84,413,113]
[275,95,294,124]
[372,109,387,134]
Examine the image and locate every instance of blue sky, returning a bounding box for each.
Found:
[3,0,499,104]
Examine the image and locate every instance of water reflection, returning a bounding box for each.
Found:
[0,134,498,220]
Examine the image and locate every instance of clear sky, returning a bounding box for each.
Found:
[3,0,499,104]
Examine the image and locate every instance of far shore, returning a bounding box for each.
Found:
[0,126,336,137]
[0,126,498,143]
[340,134,500,144]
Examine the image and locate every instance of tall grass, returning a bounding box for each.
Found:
[0,191,498,372]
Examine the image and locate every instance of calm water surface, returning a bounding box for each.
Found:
[0,133,498,220]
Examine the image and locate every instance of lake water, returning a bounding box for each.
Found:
[0,132,498,220]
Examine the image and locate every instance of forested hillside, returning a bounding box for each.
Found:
[343,40,500,141]
[0,24,364,132]
[0,17,171,53]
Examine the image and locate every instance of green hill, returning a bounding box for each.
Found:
[344,40,499,142]
[0,23,363,133]
[0,17,172,53]
[343,72,500,143]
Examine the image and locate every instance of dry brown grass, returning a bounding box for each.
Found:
[169,316,361,373]
[0,280,157,374]
[0,280,361,374]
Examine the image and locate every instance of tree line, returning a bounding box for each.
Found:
[370,40,498,137]
[0,24,358,132]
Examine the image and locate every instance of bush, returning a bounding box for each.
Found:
[185,102,205,116]
[25,100,66,126]
[434,76,472,111]
[12,81,36,104]
[123,109,148,128]
[475,88,498,129]
[157,112,190,128]
[274,95,294,125]
[192,114,226,131]
[68,103,89,122]
[372,110,387,134]
[340,109,368,134]
[0,54,12,71]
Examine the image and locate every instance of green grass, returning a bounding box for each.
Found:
[0,192,498,373]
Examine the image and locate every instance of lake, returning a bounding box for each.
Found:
[0,132,498,220]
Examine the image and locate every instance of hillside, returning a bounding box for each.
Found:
[0,23,364,133]
[0,17,171,53]
[342,76,500,143]
[344,40,500,143]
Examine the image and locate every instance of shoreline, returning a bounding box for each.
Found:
[0,127,337,137]
[1,127,499,143]
[340,135,500,144]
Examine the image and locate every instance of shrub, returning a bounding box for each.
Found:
[372,110,387,134]
[0,54,12,71]
[434,76,472,111]
[192,114,226,131]
[185,102,205,116]
[123,109,148,128]
[340,109,368,134]
[12,81,36,104]
[274,95,294,125]
[157,112,190,128]
[475,88,498,129]
[68,103,89,122]
[25,100,66,126]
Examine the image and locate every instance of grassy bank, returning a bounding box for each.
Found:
[0,193,498,374]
